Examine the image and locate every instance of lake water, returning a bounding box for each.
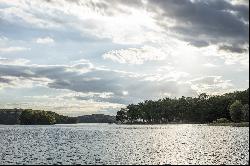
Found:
[0,124,249,165]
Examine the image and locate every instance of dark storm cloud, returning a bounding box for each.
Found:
[0,62,197,104]
[62,0,248,52]
[219,44,248,53]
[0,77,11,84]
[189,40,210,47]
[148,0,249,51]
[0,64,122,96]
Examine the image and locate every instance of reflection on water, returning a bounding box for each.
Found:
[0,124,249,165]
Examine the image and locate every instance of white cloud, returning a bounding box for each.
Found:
[0,46,30,53]
[230,0,249,6]
[0,36,30,54]
[57,91,114,100]
[36,36,54,44]
[0,0,164,45]
[143,71,190,82]
[203,63,218,68]
[64,59,94,74]
[0,4,60,29]
[103,46,167,64]
[0,76,52,89]
[190,76,234,95]
[0,57,30,65]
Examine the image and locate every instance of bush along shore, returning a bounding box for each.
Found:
[209,122,249,127]
[209,117,249,127]
[116,89,249,125]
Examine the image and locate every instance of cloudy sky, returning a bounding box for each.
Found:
[0,0,249,116]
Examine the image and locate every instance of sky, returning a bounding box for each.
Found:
[0,0,249,116]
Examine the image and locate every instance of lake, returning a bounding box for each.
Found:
[0,124,249,165]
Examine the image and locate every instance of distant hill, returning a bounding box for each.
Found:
[0,109,77,125]
[0,109,116,125]
[0,109,22,124]
[77,114,116,123]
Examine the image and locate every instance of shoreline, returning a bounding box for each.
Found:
[1,122,248,127]
[207,122,249,127]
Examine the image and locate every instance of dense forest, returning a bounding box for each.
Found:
[0,109,77,125]
[0,109,22,125]
[116,89,249,124]
[20,109,78,125]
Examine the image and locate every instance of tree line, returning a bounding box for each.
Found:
[0,109,77,125]
[0,109,116,125]
[116,89,249,124]
[20,109,78,125]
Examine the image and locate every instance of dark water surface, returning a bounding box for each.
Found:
[0,124,249,165]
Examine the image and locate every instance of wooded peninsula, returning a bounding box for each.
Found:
[116,89,249,125]
[0,110,115,125]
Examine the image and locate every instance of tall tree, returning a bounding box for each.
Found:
[229,100,243,123]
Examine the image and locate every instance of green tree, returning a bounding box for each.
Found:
[20,109,34,125]
[20,109,56,125]
[127,104,140,123]
[229,100,243,122]
[116,108,127,123]
[241,104,249,122]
